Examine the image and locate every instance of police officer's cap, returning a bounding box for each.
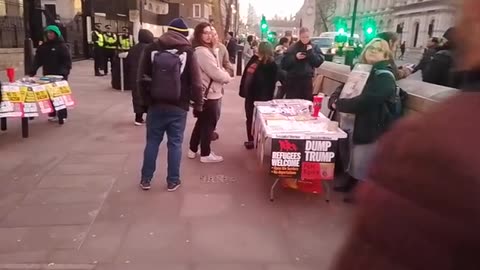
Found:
[122,26,128,31]
[105,25,112,29]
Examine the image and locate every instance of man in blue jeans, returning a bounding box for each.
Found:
[139,18,203,191]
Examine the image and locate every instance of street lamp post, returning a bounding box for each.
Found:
[23,0,35,76]
[344,0,359,67]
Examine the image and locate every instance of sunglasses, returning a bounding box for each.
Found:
[366,46,384,53]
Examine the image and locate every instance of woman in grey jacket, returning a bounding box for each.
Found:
[188,22,232,163]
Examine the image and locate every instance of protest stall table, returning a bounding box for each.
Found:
[0,77,75,138]
[252,99,347,201]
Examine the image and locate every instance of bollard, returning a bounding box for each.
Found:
[236,51,243,76]
[1,118,6,131]
[21,118,29,138]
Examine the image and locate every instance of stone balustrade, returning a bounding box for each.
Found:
[315,61,460,114]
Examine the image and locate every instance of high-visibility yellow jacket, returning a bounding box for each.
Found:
[92,30,104,47]
[119,35,132,50]
[104,33,118,49]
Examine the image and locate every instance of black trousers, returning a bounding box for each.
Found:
[285,76,314,101]
[103,48,115,74]
[189,99,219,157]
[245,98,255,142]
[93,46,104,74]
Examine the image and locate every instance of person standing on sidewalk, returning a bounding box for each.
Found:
[399,41,406,60]
[226,31,238,64]
[273,37,290,99]
[281,27,323,100]
[126,29,154,126]
[138,18,204,191]
[188,22,232,163]
[240,42,278,149]
[119,27,133,52]
[243,35,255,64]
[103,25,118,75]
[91,23,105,76]
[30,25,72,125]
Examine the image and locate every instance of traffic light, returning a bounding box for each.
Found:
[333,17,347,35]
[363,18,377,42]
[260,15,268,38]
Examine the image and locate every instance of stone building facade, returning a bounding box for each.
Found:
[334,0,456,48]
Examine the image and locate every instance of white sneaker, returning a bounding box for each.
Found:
[187,150,198,159]
[48,116,58,122]
[134,121,145,126]
[200,153,224,163]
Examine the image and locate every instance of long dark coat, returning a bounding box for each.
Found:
[125,29,154,114]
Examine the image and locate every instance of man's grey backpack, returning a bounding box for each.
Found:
[150,49,187,102]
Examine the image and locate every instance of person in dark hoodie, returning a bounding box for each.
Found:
[125,29,154,126]
[30,25,72,125]
[281,27,323,100]
[423,27,461,88]
[331,1,480,269]
[138,18,203,192]
[239,42,278,149]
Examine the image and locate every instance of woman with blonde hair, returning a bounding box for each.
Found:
[239,42,278,149]
[332,38,397,183]
[332,1,480,269]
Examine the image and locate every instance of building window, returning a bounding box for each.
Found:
[428,19,435,37]
[204,4,210,19]
[193,4,201,18]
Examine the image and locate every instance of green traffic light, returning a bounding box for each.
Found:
[367,27,373,34]
[338,28,345,34]
[261,24,268,30]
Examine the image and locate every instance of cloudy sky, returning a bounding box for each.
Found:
[240,0,304,19]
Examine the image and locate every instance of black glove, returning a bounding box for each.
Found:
[193,109,202,118]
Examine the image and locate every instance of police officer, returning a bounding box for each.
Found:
[119,26,133,51]
[103,24,118,75]
[92,23,105,76]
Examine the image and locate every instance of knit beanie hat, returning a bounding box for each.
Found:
[45,25,62,38]
[168,18,189,37]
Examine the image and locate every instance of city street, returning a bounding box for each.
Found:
[0,60,353,270]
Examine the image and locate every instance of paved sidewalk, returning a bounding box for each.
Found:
[0,60,353,270]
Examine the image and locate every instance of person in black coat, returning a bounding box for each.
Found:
[30,25,72,125]
[281,27,323,100]
[125,29,154,126]
[423,27,462,88]
[239,42,278,149]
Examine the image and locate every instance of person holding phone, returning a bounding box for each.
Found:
[281,27,324,100]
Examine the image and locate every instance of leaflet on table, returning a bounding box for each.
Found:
[23,88,39,117]
[0,84,23,118]
[45,84,67,111]
[32,84,54,114]
[54,80,75,107]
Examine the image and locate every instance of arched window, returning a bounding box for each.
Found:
[428,19,435,37]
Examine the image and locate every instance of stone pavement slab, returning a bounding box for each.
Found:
[0,60,353,269]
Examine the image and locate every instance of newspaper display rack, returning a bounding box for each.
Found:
[252,99,347,201]
[0,77,75,138]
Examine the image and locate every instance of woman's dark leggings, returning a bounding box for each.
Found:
[189,99,220,157]
[245,98,255,142]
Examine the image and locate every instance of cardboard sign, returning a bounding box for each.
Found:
[271,139,337,194]
[23,89,39,117]
[45,83,66,111]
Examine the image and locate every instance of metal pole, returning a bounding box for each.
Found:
[23,0,35,76]
[344,0,359,67]
[120,57,124,92]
